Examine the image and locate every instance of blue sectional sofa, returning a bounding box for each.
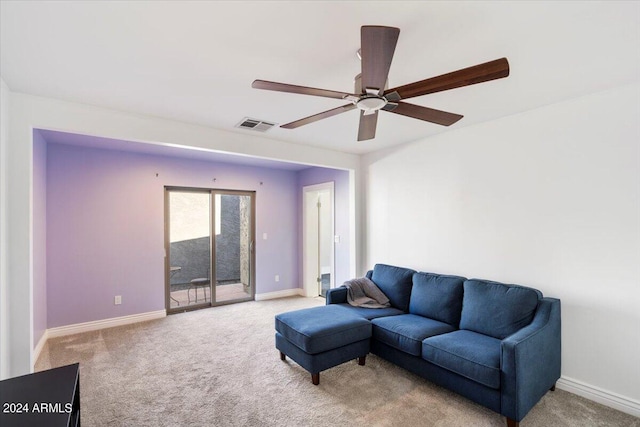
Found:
[322,264,561,427]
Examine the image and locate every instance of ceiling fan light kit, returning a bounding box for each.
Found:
[252,25,510,142]
[356,94,390,114]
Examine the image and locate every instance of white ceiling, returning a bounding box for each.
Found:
[2,1,639,155]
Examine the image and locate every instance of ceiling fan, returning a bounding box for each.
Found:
[252,26,510,142]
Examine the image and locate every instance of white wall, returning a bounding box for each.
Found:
[5,92,361,377]
[363,83,640,411]
[0,77,10,379]
[32,131,47,350]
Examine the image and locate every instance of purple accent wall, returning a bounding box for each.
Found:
[32,130,48,346]
[46,142,299,327]
[297,167,351,287]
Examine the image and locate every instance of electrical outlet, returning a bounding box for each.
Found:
[114,295,122,305]
[275,275,280,282]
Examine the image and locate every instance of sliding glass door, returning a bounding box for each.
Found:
[213,191,254,303]
[165,187,255,312]
[166,189,211,310]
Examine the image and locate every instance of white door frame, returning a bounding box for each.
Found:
[302,182,335,297]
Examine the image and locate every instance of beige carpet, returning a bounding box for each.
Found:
[36,297,638,427]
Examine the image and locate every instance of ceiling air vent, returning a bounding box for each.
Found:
[235,117,276,132]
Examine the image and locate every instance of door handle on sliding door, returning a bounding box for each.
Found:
[250,241,255,253]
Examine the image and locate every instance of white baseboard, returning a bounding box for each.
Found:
[557,376,640,418]
[32,329,49,366]
[255,288,304,301]
[46,310,167,339]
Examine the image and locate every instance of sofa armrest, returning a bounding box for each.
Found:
[326,287,347,305]
[500,297,561,422]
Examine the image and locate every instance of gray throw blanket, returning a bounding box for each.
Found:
[344,277,390,309]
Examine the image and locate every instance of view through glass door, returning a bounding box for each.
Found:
[166,188,255,312]
[214,191,254,303]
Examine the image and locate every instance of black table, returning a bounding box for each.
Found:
[0,363,80,427]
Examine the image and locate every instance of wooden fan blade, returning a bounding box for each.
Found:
[281,104,356,129]
[252,80,355,100]
[357,111,379,141]
[384,58,510,100]
[361,26,400,95]
[389,102,463,126]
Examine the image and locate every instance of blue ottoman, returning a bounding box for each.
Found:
[275,305,372,385]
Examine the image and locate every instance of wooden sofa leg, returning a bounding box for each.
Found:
[280,351,286,361]
[506,418,519,427]
[312,373,319,385]
[550,383,556,391]
[358,356,366,366]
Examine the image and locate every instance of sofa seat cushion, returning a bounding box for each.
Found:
[409,272,466,326]
[372,314,456,356]
[459,279,542,339]
[422,330,502,389]
[333,303,404,320]
[275,305,371,354]
[369,264,416,312]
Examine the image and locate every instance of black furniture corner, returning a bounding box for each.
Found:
[0,363,80,427]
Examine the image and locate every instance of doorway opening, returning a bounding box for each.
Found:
[165,187,255,312]
[303,182,335,297]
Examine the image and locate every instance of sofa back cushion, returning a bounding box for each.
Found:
[409,272,466,326]
[368,264,416,312]
[459,279,541,339]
